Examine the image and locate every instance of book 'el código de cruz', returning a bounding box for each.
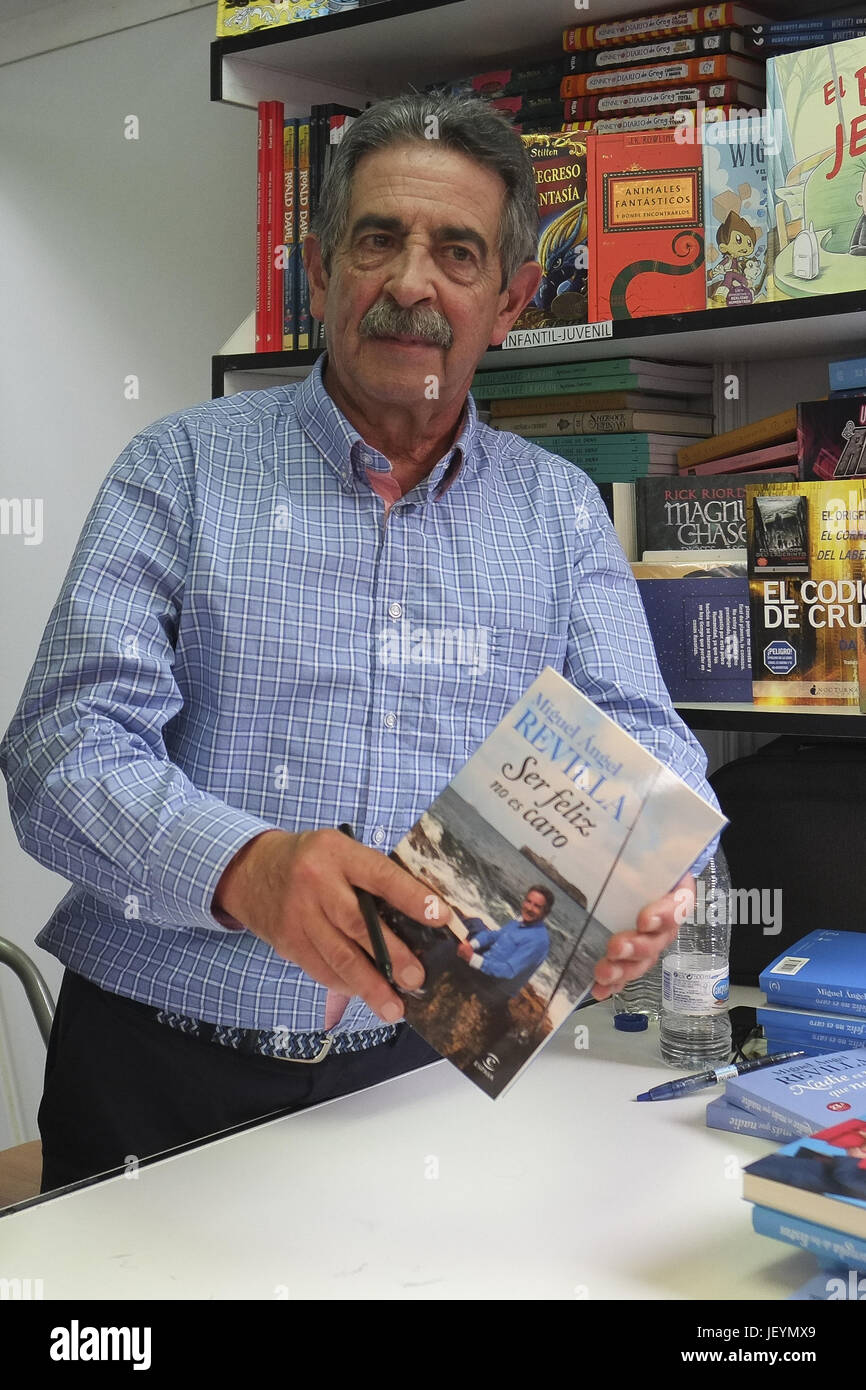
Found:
[375,668,724,1099]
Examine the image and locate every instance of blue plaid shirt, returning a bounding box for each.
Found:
[0,352,719,1034]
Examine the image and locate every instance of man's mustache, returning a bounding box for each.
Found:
[359,300,453,348]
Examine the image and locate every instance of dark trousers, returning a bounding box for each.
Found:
[38,970,441,1194]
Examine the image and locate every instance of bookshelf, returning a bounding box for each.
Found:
[209,0,866,738]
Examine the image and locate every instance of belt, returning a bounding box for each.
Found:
[153,1009,398,1063]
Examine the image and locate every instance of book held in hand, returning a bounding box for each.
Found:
[375,667,724,1099]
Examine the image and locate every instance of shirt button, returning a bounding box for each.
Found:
[372,827,386,846]
[384,712,398,730]
[388,602,403,620]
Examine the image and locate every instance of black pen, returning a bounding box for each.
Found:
[338,823,394,984]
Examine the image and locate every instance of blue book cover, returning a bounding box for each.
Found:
[744,1119,866,1239]
[632,565,751,702]
[760,930,866,1016]
[758,1003,866,1045]
[764,1033,837,1059]
[752,1203,866,1273]
[829,357,866,391]
[727,1048,866,1134]
[706,1094,799,1140]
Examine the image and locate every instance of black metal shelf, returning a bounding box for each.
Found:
[677,704,866,737]
[212,290,866,395]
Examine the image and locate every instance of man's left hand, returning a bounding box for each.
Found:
[590,874,694,1002]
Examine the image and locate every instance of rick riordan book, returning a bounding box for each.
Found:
[375,667,725,1099]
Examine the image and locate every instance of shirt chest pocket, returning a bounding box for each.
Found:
[464,627,568,759]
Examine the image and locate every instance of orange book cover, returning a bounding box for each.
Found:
[564,4,766,51]
[587,129,705,322]
[561,54,762,97]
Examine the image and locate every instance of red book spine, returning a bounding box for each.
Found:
[255,103,268,353]
[268,102,285,354]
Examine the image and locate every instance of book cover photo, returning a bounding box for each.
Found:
[505,134,589,347]
[799,396,866,480]
[745,479,866,706]
[728,1047,866,1136]
[766,34,866,300]
[375,668,725,1099]
[760,929,866,1016]
[587,128,705,321]
[743,1113,866,1238]
[703,118,774,307]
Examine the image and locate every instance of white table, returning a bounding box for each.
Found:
[0,991,813,1300]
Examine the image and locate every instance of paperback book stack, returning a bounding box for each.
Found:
[471,356,714,483]
[729,1039,866,1292]
[758,930,866,1058]
[678,395,866,479]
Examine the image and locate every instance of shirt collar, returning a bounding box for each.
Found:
[295,351,479,504]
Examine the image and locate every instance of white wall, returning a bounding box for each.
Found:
[0,1,256,1146]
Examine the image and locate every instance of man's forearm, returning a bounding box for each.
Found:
[211,829,288,927]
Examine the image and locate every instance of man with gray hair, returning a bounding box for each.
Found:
[1,92,718,1191]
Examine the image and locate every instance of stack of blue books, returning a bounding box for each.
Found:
[707,931,866,1295]
[724,1045,866,1296]
[758,930,866,1058]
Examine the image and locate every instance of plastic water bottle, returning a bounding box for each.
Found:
[659,849,732,1067]
[612,959,662,1027]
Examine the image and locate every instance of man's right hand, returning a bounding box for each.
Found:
[212,828,449,1024]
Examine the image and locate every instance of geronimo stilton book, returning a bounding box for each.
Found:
[502,134,589,349]
[767,35,866,300]
[375,667,724,1098]
[587,128,705,321]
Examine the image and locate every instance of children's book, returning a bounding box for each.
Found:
[766,35,866,301]
[504,135,589,348]
[375,667,724,1099]
[703,117,773,306]
[743,1111,866,1237]
[727,1046,866,1134]
[587,129,705,321]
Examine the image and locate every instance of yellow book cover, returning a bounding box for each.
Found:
[217,1,328,37]
[746,479,866,706]
[296,120,311,352]
[678,407,797,469]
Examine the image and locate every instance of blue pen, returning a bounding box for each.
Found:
[636,1049,807,1102]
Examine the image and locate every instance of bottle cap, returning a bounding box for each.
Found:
[613,1011,649,1031]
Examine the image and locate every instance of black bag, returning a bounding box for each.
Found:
[709,736,866,987]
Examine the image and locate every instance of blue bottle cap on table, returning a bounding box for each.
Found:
[613,1012,649,1031]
